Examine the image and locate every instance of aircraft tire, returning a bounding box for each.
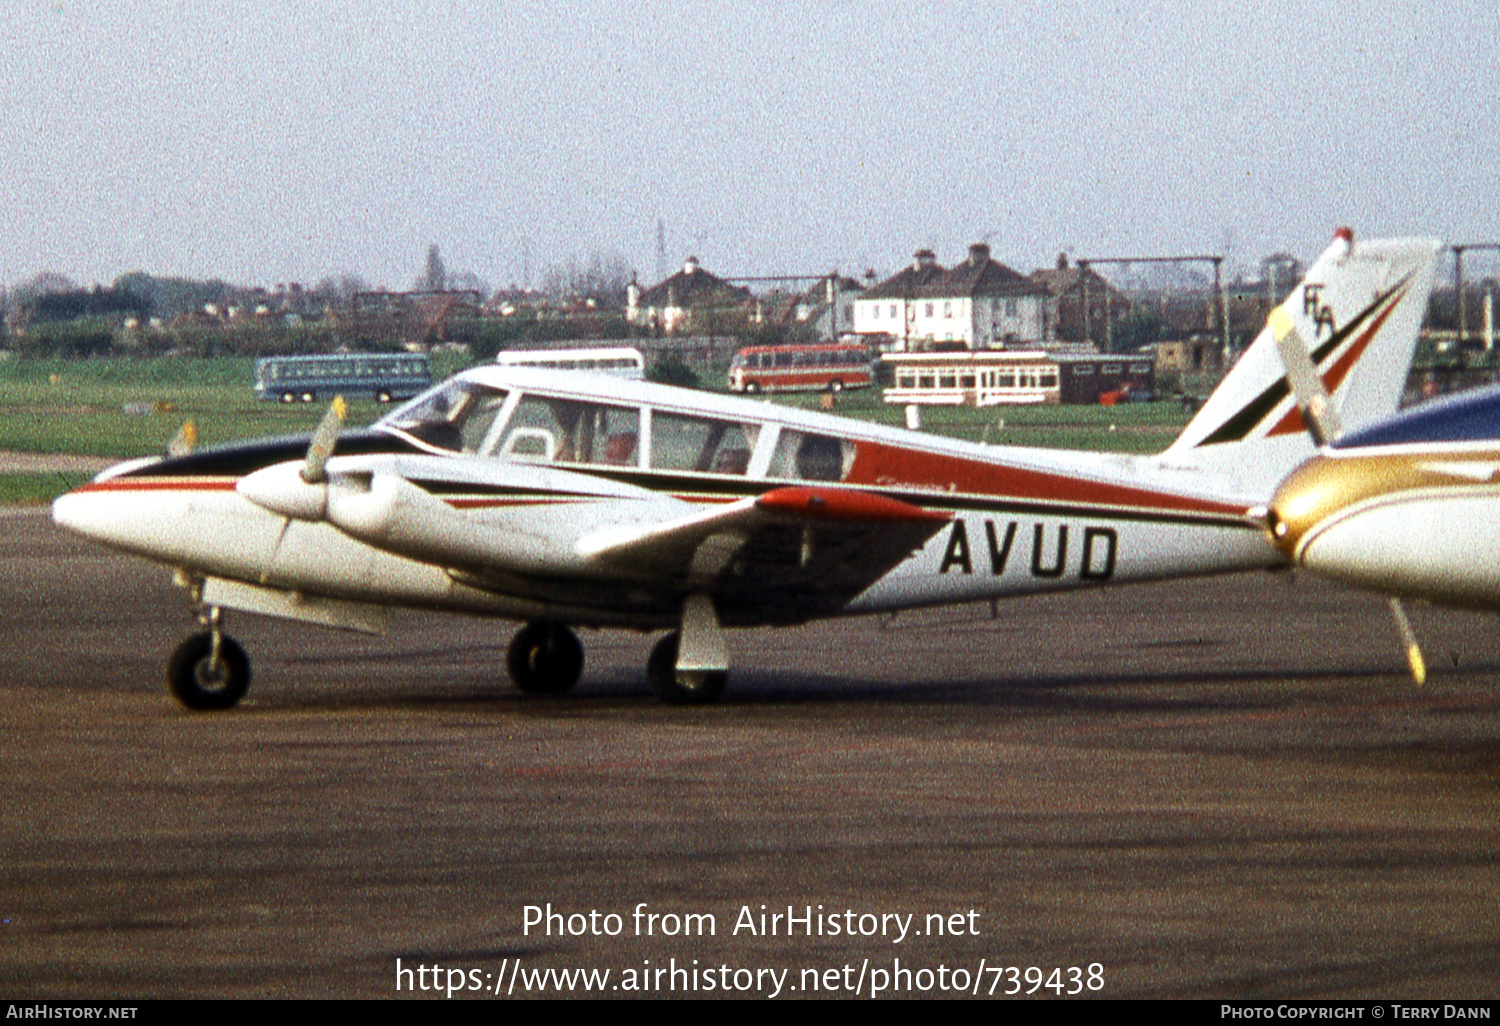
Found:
[507,621,584,695]
[646,632,727,705]
[166,631,251,711]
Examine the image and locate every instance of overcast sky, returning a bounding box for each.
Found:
[4,0,1497,291]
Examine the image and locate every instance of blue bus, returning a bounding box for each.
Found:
[254,353,432,404]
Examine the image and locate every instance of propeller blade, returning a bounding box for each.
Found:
[1388,596,1427,687]
[301,396,347,485]
[166,419,197,458]
[1269,304,1343,446]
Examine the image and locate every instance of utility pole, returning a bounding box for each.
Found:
[1079,253,1226,356]
[1451,244,1500,346]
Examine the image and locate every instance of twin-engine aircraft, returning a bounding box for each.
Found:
[1267,375,1500,684]
[52,231,1441,709]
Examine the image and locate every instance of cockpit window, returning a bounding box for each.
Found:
[650,413,760,475]
[497,395,641,467]
[766,430,855,482]
[383,381,509,454]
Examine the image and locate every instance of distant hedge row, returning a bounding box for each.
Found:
[2,312,640,360]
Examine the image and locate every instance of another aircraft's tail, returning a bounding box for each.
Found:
[1158,229,1442,498]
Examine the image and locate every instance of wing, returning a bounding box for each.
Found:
[577,486,952,625]
[242,449,949,626]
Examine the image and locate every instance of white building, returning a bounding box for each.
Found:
[852,244,1050,350]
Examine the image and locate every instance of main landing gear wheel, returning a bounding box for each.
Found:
[507,621,584,695]
[166,631,251,711]
[647,632,727,705]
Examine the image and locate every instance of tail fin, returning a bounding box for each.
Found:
[1159,229,1441,497]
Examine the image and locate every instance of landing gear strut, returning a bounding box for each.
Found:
[166,606,251,710]
[647,632,727,705]
[507,620,584,695]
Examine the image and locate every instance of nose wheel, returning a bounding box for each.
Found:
[166,608,251,710]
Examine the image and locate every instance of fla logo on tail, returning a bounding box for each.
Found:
[1159,230,1442,499]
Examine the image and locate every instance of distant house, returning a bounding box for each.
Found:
[929,243,1050,348]
[1031,255,1130,345]
[744,274,862,341]
[852,244,1049,350]
[851,249,947,349]
[484,286,545,318]
[793,273,864,340]
[627,256,752,336]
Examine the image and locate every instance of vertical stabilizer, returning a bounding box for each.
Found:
[1159,230,1441,497]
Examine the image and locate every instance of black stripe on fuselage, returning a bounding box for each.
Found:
[120,429,422,478]
[409,478,603,500]
[585,469,1253,526]
[417,469,1255,530]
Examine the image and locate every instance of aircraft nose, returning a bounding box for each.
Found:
[1264,473,1323,561]
[52,489,97,538]
[52,487,133,548]
[1264,454,1366,562]
[51,476,191,561]
[1268,450,1435,566]
[1262,502,1298,559]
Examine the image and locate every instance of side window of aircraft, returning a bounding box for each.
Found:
[386,382,508,454]
[767,430,854,483]
[650,413,760,475]
[574,403,640,466]
[499,396,641,466]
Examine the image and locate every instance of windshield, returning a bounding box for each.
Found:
[381,380,509,454]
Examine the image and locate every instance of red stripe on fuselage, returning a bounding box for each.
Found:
[72,449,1244,521]
[75,478,239,493]
[843,440,1244,516]
[758,486,951,523]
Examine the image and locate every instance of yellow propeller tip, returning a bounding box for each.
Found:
[1407,645,1427,687]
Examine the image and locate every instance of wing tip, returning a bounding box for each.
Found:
[756,486,951,524]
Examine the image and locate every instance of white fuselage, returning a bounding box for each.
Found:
[53,366,1277,632]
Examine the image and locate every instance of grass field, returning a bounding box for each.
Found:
[770,385,1191,451]
[0,356,1195,503]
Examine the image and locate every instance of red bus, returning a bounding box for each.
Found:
[727,342,875,394]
